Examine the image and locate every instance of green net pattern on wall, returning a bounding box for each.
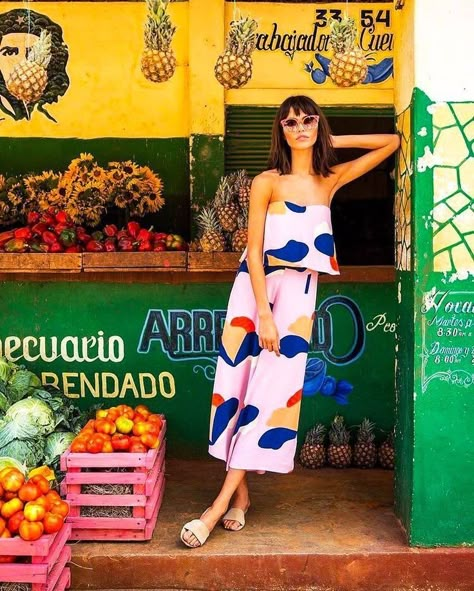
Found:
[395,105,412,271]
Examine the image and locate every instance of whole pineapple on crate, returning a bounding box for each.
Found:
[141,0,177,83]
[213,176,240,233]
[6,30,51,105]
[299,423,327,469]
[196,205,226,253]
[327,415,352,468]
[231,208,248,252]
[328,15,368,88]
[378,428,395,469]
[235,169,252,211]
[215,14,258,89]
[353,418,377,468]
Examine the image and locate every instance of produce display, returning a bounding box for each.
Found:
[0,208,187,253]
[299,415,395,469]
[194,169,251,253]
[0,357,84,470]
[70,404,164,454]
[0,466,69,550]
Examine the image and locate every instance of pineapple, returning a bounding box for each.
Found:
[234,169,252,211]
[328,15,368,88]
[215,14,258,89]
[327,415,352,468]
[353,418,377,468]
[188,238,202,252]
[6,30,51,104]
[231,208,248,252]
[197,205,226,252]
[214,176,239,232]
[378,428,395,469]
[299,423,327,469]
[141,0,177,83]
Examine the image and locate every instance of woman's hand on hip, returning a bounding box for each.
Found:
[258,313,281,356]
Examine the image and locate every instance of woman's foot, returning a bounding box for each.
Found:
[181,502,228,548]
[222,493,250,531]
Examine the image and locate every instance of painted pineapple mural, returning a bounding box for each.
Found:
[328,14,368,88]
[214,13,258,89]
[141,0,177,83]
[0,9,69,121]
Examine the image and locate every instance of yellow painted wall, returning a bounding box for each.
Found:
[0,2,189,139]
[393,0,414,113]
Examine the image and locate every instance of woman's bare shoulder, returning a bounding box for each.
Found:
[252,169,279,188]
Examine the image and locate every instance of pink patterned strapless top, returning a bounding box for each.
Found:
[239,199,340,275]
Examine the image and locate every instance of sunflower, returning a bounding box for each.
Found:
[0,175,6,191]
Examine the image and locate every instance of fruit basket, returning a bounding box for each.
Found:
[60,421,166,541]
[0,523,71,591]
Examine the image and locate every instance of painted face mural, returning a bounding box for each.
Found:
[0,9,69,121]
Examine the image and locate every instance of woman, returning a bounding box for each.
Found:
[181,95,400,548]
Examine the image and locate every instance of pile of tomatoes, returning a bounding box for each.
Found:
[70,404,163,454]
[0,468,69,554]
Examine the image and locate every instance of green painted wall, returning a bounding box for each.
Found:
[403,89,474,546]
[0,138,190,237]
[0,279,395,458]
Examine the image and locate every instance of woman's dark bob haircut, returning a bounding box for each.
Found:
[267,95,336,177]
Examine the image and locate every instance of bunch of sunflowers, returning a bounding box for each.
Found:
[0,154,165,228]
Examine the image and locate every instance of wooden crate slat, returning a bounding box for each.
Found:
[83,252,186,270]
[144,471,164,520]
[145,442,166,496]
[50,567,71,591]
[66,515,146,530]
[0,562,48,583]
[64,470,147,485]
[69,527,150,541]
[0,523,70,558]
[36,546,71,591]
[67,492,146,507]
[0,253,82,271]
[144,478,166,540]
[187,251,241,271]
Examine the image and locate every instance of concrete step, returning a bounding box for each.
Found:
[70,459,474,591]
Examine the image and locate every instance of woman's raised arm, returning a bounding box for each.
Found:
[329,133,400,199]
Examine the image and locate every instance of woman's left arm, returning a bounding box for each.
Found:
[329,133,400,198]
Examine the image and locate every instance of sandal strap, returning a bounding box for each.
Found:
[222,508,246,527]
[181,519,210,546]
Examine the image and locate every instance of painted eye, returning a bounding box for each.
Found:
[0,47,19,57]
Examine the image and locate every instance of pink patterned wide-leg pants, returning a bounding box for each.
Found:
[208,266,318,474]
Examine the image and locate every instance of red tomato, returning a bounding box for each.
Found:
[71,439,88,453]
[95,418,117,435]
[1,498,24,519]
[140,433,160,449]
[29,475,50,495]
[135,404,151,417]
[95,409,108,419]
[1,469,25,492]
[7,510,25,534]
[50,501,69,518]
[115,416,134,434]
[106,409,120,422]
[111,433,130,451]
[129,441,148,453]
[0,483,3,497]
[132,421,149,436]
[19,520,44,541]
[33,496,50,511]
[24,502,46,522]
[102,440,114,453]
[1,528,11,538]
[18,482,41,502]
[0,516,5,535]
[145,422,161,436]
[45,491,62,506]
[147,414,163,427]
[87,434,106,454]
[3,491,18,501]
[43,512,64,534]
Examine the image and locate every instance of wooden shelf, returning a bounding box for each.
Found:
[187,252,242,272]
[82,251,186,272]
[0,253,82,273]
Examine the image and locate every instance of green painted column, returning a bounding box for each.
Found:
[394,0,474,546]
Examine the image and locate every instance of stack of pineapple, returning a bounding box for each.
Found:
[299,415,395,469]
[194,169,252,253]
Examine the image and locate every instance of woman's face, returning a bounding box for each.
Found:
[281,107,319,151]
[0,32,39,83]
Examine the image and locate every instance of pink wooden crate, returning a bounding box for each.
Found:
[0,523,71,591]
[68,472,165,541]
[60,419,166,471]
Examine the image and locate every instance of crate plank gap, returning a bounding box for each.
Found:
[60,420,166,541]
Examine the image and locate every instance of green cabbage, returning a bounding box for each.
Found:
[0,356,16,383]
[7,369,42,403]
[44,431,75,466]
[0,397,55,446]
[0,438,45,470]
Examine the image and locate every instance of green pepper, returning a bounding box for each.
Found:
[59,228,77,247]
[91,230,104,241]
[4,238,27,253]
[30,242,49,253]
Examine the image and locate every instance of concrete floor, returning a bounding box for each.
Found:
[70,458,474,591]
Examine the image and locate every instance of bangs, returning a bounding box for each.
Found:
[279,95,318,119]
